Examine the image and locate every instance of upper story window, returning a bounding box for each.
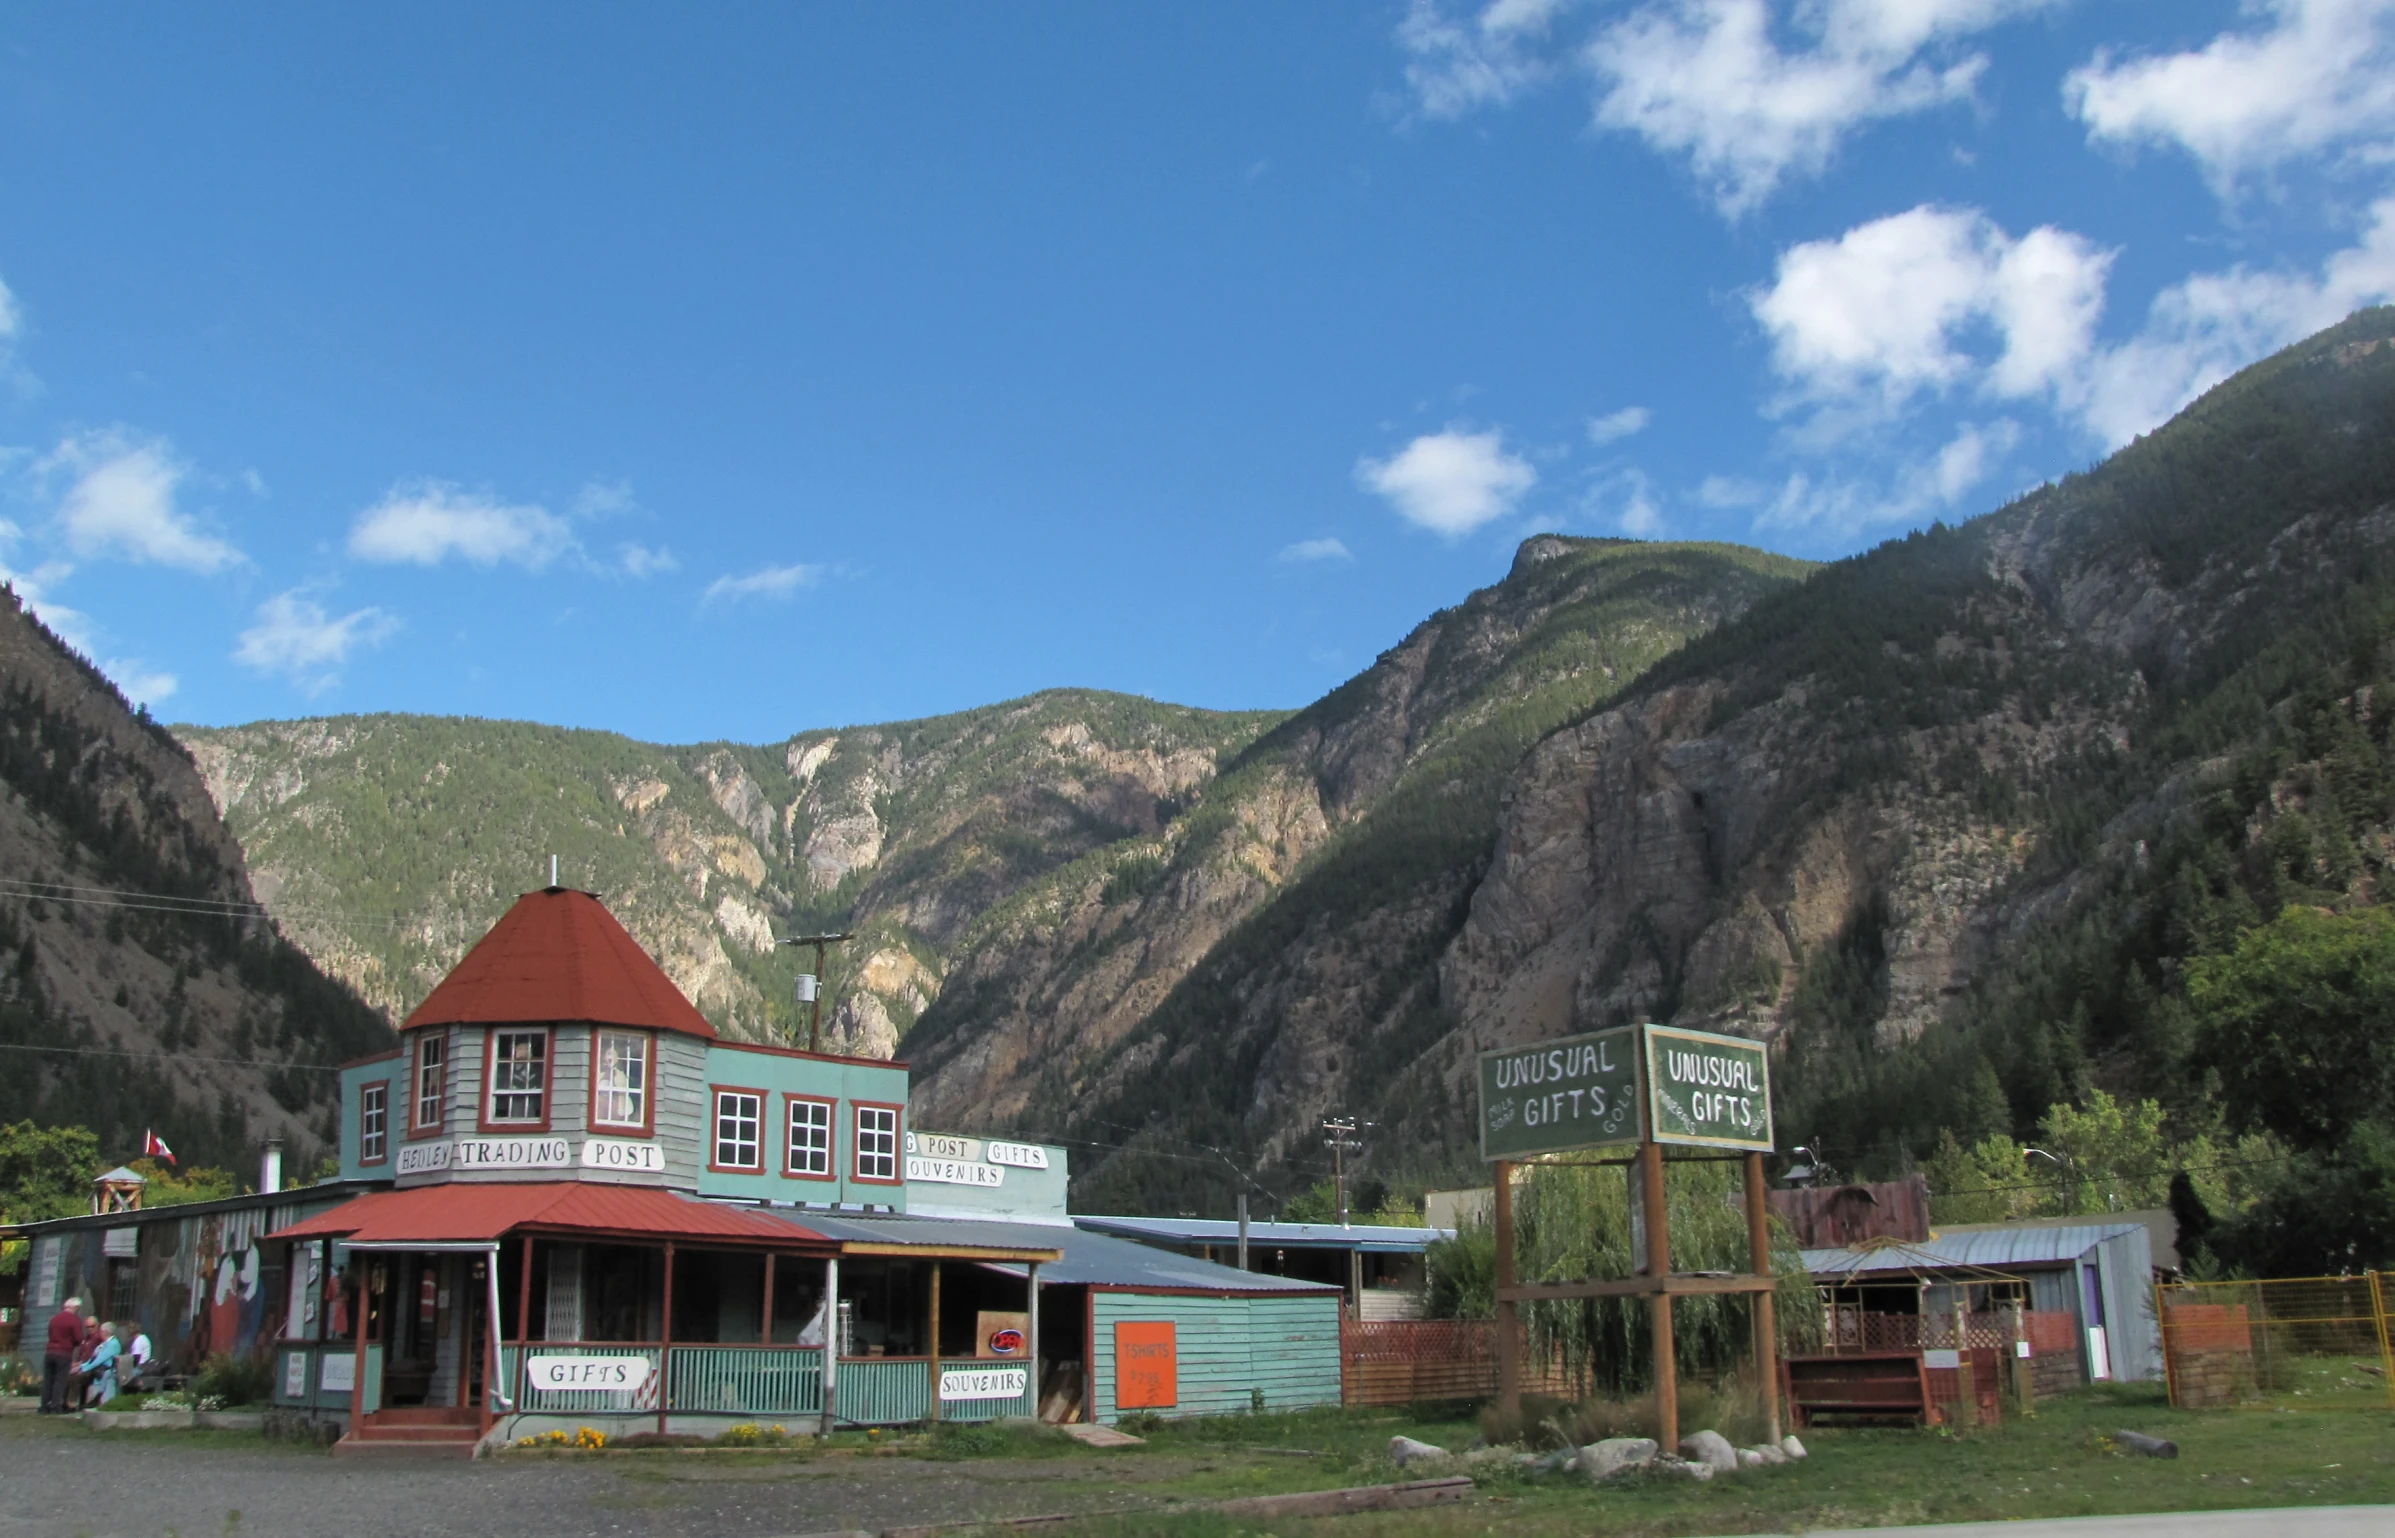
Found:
[487,1029,550,1125]
[785,1096,832,1179]
[592,1030,651,1130]
[713,1088,764,1171]
[359,1083,388,1164]
[412,1035,447,1133]
[854,1103,899,1183]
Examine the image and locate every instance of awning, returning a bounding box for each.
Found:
[267,1182,829,1249]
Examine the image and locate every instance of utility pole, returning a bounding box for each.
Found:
[1321,1117,1366,1226]
[779,932,853,1053]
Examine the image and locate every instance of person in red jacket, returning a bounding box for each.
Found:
[40,1299,85,1414]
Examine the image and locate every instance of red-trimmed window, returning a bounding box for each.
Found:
[486,1029,551,1127]
[853,1103,900,1184]
[712,1088,765,1172]
[359,1082,388,1165]
[785,1095,834,1179]
[591,1029,653,1132]
[411,1034,447,1134]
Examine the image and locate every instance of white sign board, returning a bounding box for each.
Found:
[30,1237,59,1308]
[282,1351,308,1400]
[527,1354,654,1393]
[910,1132,980,1161]
[985,1141,1050,1170]
[939,1366,1028,1401]
[907,1155,1004,1187]
[453,1137,572,1171]
[580,1138,665,1173]
[395,1142,452,1176]
[1923,1348,1960,1370]
[320,1352,356,1393]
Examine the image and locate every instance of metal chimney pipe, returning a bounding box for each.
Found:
[260,1138,283,1194]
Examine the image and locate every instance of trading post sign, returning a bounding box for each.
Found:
[1644,1024,1773,1150]
[1478,1026,1642,1160]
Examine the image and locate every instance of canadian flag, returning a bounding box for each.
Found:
[143,1130,175,1166]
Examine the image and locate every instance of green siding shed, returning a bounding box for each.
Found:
[1090,1288,1342,1423]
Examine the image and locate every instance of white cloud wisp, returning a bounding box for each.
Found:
[48,431,245,573]
[234,590,399,694]
[1277,537,1355,564]
[701,563,823,607]
[1587,406,1653,443]
[1356,428,1538,535]
[348,483,573,570]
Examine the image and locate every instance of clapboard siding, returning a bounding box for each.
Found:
[653,1034,710,1189]
[547,1026,591,1145]
[1090,1291,1343,1423]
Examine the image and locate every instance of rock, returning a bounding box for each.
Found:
[1780,1434,1808,1459]
[1678,1429,1739,1474]
[1388,1436,1449,1468]
[2115,1429,2178,1459]
[1653,1456,1716,1481]
[1525,1447,1576,1475]
[1737,1448,1767,1468]
[1575,1437,1659,1481]
[1744,1444,1789,1466]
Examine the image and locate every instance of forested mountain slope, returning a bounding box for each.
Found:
[0,591,388,1173]
[181,694,1281,1051]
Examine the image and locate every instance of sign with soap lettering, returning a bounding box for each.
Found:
[1477,1026,1642,1160]
[1643,1025,1773,1151]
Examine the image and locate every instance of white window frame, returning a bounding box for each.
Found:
[714,1089,764,1171]
[487,1028,549,1125]
[592,1029,650,1130]
[854,1104,898,1183]
[359,1083,388,1164]
[413,1034,446,1132]
[785,1097,833,1178]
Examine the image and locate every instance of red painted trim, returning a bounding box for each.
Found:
[357,1080,390,1166]
[1083,1283,1341,1299]
[478,1026,554,1134]
[780,1093,838,1182]
[587,1027,658,1136]
[850,1100,905,1185]
[707,1084,769,1173]
[406,1032,448,1139]
[712,1038,913,1071]
[337,1047,404,1071]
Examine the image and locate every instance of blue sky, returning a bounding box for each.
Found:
[0,2,2389,742]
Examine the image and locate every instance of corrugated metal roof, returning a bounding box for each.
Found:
[268,1181,821,1246]
[402,887,717,1038]
[798,1211,1341,1294]
[1072,1214,1453,1255]
[1802,1222,2147,1277]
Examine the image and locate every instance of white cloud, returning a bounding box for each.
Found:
[1754,418,2020,533]
[103,662,176,706]
[46,430,245,574]
[234,590,399,692]
[1587,405,1653,443]
[1613,470,1667,535]
[2066,0,2395,194]
[701,563,822,607]
[619,543,678,579]
[1587,0,2055,217]
[1397,0,1568,118]
[348,482,572,569]
[573,479,636,519]
[2078,197,2395,445]
[1356,428,1538,535]
[1752,204,2113,416]
[1277,537,1355,564]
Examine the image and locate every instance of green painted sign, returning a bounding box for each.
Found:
[1478,1027,1642,1160]
[1644,1024,1773,1150]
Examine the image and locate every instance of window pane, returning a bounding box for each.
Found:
[786,1099,831,1176]
[856,1105,896,1181]
[491,1031,548,1122]
[715,1091,761,1168]
[595,1031,648,1126]
[415,1037,446,1128]
[361,1085,387,1162]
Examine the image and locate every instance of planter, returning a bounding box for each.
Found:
[85,1409,196,1429]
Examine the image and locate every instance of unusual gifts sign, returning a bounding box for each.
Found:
[1643,1024,1773,1151]
[1477,1026,1642,1159]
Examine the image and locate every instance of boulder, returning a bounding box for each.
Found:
[1737,1448,1767,1468]
[1653,1455,1716,1481]
[1780,1434,1809,1460]
[1743,1444,1789,1466]
[1679,1429,1740,1474]
[1575,1437,1659,1481]
[1388,1436,1449,1468]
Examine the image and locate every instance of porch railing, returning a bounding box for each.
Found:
[509,1343,664,1413]
[498,1344,1036,1425]
[835,1357,930,1424]
[668,1345,823,1416]
[935,1358,1037,1422]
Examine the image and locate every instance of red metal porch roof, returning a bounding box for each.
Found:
[268,1182,822,1248]
[402,887,717,1039]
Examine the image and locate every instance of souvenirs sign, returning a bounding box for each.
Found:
[1478,1026,1642,1160]
[1643,1024,1773,1150]
[940,1366,1028,1401]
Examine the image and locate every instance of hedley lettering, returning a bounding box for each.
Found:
[1491,1036,1616,1091]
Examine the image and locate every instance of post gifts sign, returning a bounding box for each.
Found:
[1477,1026,1642,1160]
[1643,1024,1773,1150]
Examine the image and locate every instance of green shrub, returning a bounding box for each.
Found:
[192,1351,274,1407]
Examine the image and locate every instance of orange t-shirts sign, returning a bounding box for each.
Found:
[1115,1321,1178,1409]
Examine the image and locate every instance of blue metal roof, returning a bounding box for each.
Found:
[1802,1222,2147,1278]
[1073,1214,1453,1255]
[792,1211,1341,1294]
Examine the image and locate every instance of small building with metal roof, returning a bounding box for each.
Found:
[1070,1215,1450,1322]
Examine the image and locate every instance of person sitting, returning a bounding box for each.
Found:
[118,1324,153,1392]
[40,1300,85,1414]
[73,1322,122,1407]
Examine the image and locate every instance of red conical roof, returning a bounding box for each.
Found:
[401,887,717,1039]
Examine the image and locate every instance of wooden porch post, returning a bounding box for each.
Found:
[1493,1160,1518,1423]
[658,1243,674,1437]
[925,1262,943,1422]
[1643,1137,1678,1453]
[1744,1151,1781,1442]
[1025,1261,1040,1422]
[820,1254,839,1437]
[762,1253,777,1344]
[346,1261,367,1434]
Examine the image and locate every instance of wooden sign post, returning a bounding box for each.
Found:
[1480,1024,1782,1453]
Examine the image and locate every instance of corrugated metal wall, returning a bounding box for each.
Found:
[1088,1291,1341,1423]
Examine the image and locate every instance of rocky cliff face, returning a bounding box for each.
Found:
[0,590,388,1171]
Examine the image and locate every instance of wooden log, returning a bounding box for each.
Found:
[1209,1476,1476,1520]
[2115,1429,2178,1459]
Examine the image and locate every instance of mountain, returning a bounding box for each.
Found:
[0,590,389,1175]
[180,694,1284,1054]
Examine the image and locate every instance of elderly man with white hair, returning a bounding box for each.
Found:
[39,1298,85,1414]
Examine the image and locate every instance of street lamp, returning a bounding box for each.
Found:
[779,931,853,1053]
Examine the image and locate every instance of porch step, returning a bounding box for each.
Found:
[333,1432,479,1461]
[365,1406,481,1426]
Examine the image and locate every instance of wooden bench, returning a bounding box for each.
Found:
[1783,1352,1931,1427]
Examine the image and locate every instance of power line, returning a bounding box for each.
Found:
[0,1041,341,1073]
